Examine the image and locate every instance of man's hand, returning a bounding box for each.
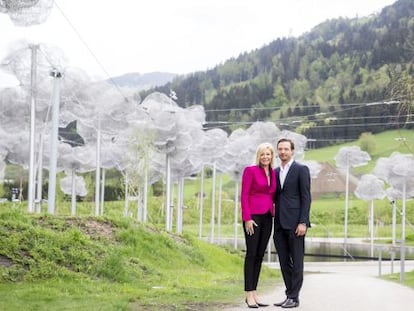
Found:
[295,223,307,236]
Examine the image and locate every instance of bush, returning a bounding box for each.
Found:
[359,132,376,154]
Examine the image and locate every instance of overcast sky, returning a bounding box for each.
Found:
[0,0,397,84]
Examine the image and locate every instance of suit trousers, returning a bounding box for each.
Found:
[274,228,305,299]
[243,212,273,291]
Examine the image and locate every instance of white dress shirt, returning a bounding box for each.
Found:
[279,159,294,188]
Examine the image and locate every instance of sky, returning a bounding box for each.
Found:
[0,0,397,85]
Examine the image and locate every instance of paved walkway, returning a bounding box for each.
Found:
[224,260,414,311]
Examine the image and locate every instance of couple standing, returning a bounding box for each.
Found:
[241,138,311,309]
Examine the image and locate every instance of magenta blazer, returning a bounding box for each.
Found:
[241,165,277,221]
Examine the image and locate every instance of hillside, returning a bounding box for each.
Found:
[140,0,414,147]
[305,129,414,174]
[0,208,277,310]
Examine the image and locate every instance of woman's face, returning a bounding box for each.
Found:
[259,149,272,167]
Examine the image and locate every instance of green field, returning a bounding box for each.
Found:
[305,129,414,174]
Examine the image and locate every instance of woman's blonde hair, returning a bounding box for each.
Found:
[255,142,275,167]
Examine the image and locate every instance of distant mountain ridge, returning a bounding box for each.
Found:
[108,72,177,90]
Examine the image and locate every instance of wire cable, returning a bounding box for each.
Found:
[53,1,130,102]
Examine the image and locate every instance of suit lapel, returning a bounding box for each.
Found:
[284,161,296,182]
[276,167,282,191]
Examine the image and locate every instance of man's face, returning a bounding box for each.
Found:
[277,141,293,163]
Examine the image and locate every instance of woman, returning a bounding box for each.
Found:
[241,142,276,308]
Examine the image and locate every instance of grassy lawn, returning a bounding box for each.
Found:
[0,205,279,310]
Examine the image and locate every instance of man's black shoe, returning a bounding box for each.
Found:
[281,298,299,308]
[274,298,288,307]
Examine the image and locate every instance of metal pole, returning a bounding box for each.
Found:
[28,44,38,213]
[392,200,397,246]
[137,188,143,221]
[143,160,148,222]
[71,170,76,215]
[400,182,406,283]
[370,200,374,258]
[234,179,239,250]
[94,128,101,216]
[180,178,184,232]
[169,182,175,230]
[267,225,274,263]
[391,199,397,273]
[378,247,382,276]
[176,177,184,234]
[210,162,216,242]
[217,174,223,240]
[35,132,44,213]
[176,180,181,233]
[47,69,62,214]
[165,153,171,231]
[100,168,105,215]
[124,173,129,217]
[344,159,350,257]
[198,165,205,238]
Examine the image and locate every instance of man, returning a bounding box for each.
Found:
[273,138,311,308]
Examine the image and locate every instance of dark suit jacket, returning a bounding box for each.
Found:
[274,161,311,230]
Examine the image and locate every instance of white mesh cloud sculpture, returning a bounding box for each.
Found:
[334,145,371,250]
[334,146,371,168]
[60,173,87,197]
[354,174,386,201]
[373,152,414,196]
[0,0,54,26]
[246,121,280,148]
[354,173,386,257]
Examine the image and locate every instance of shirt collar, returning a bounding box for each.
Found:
[281,158,294,170]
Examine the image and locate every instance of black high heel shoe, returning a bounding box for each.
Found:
[256,302,269,307]
[245,298,259,308]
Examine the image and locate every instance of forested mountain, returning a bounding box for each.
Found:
[140,0,414,147]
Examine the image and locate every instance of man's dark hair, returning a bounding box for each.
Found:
[277,138,295,150]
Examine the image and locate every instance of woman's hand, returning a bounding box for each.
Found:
[245,219,258,235]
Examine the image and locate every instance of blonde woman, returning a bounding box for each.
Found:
[241,142,276,308]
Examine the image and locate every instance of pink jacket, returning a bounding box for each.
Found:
[241,165,277,221]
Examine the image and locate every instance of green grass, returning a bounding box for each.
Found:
[305,129,414,174]
[385,270,414,288]
[0,207,278,310]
